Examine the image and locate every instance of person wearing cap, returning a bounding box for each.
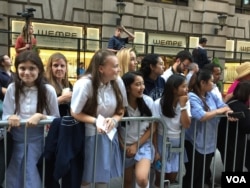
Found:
[161,50,192,82]
[107,25,135,53]
[192,37,211,69]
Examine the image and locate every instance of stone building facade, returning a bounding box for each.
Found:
[0,0,249,92]
[0,0,248,52]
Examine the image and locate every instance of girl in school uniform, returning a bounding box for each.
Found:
[119,71,154,188]
[70,49,127,188]
[2,51,60,188]
[153,74,191,187]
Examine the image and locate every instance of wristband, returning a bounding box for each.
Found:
[180,105,188,111]
[112,118,118,127]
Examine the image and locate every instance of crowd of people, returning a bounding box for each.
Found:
[0,23,250,188]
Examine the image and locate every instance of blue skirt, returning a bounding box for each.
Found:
[82,133,122,183]
[6,139,43,188]
[122,141,154,168]
[157,135,180,173]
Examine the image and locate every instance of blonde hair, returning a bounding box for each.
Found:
[45,52,70,95]
[116,48,134,76]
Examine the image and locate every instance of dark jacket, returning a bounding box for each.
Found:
[143,76,165,101]
[0,69,14,101]
[37,116,85,188]
[217,99,250,171]
[192,47,210,69]
[107,36,128,51]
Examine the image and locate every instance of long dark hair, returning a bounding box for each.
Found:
[14,51,50,114]
[139,54,159,78]
[232,81,250,103]
[122,71,152,117]
[160,74,186,117]
[188,70,212,111]
[83,49,123,116]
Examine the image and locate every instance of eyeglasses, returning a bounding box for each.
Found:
[181,62,189,68]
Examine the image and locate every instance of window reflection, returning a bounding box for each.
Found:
[236,0,250,14]
[146,0,188,6]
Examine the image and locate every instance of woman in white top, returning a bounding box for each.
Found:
[70,49,127,188]
[119,71,154,188]
[3,51,60,188]
[153,74,191,187]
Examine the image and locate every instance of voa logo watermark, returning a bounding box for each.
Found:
[226,176,246,184]
[221,172,250,188]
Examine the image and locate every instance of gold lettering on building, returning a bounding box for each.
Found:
[37,30,77,38]
[240,46,250,52]
[153,39,182,46]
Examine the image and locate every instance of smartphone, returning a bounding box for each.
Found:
[228,112,245,119]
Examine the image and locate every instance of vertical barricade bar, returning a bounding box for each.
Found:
[243,134,248,171]
[24,125,27,188]
[93,130,99,187]
[42,126,46,188]
[223,118,230,172]
[233,121,239,171]
[190,120,197,188]
[178,127,185,187]
[211,116,220,188]
[201,121,208,188]
[158,118,167,188]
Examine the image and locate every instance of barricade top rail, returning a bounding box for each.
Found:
[0,119,53,127]
[0,116,163,127]
[0,115,228,127]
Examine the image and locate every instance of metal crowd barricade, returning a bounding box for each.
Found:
[188,115,249,188]
[91,116,172,188]
[0,119,53,188]
[0,117,187,188]
[118,117,186,188]
[2,116,248,188]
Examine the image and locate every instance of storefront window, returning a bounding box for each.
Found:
[147,0,188,6]
[10,47,94,85]
[147,33,187,55]
[236,0,250,14]
[10,20,98,84]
